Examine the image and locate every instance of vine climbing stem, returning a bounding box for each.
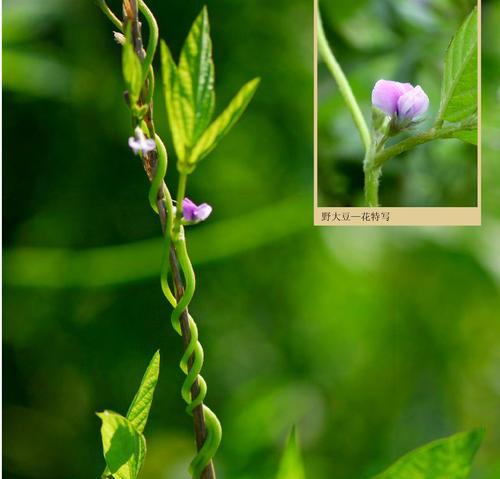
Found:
[155,153,218,479]
[100,1,219,477]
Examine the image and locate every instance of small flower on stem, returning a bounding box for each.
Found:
[372,80,429,130]
[182,198,212,223]
[128,126,156,155]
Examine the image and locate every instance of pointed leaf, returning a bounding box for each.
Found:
[177,7,215,146]
[189,77,260,164]
[438,8,477,123]
[276,427,306,479]
[160,40,187,161]
[452,129,477,145]
[123,24,143,104]
[372,429,484,479]
[126,350,160,434]
[97,411,146,479]
[101,352,158,478]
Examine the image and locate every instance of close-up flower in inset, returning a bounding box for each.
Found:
[182,198,213,222]
[128,126,156,155]
[372,80,429,121]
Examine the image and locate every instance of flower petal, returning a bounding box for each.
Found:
[397,85,429,119]
[142,138,157,153]
[410,85,429,117]
[128,137,140,155]
[182,198,197,221]
[397,82,414,94]
[372,80,404,115]
[128,128,156,155]
[194,203,213,221]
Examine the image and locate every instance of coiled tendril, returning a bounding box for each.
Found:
[151,136,222,478]
[98,1,222,477]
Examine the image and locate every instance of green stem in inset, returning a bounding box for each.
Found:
[316,5,371,152]
[363,144,380,207]
[374,123,476,168]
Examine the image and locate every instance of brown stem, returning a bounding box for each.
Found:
[158,199,216,479]
[125,3,215,478]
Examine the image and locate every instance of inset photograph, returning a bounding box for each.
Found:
[315,0,480,225]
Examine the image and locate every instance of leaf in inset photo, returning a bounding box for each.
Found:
[438,8,478,123]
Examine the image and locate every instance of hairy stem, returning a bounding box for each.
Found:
[363,145,380,207]
[316,4,371,152]
[374,123,476,167]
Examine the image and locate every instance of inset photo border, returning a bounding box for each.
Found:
[314,0,481,226]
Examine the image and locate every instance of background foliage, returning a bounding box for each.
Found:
[318,0,478,207]
[3,0,500,478]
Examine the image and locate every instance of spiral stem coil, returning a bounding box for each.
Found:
[152,136,222,478]
[98,1,222,476]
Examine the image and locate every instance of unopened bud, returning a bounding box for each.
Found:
[113,31,126,45]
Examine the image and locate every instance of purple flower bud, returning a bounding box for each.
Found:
[128,126,156,155]
[182,198,213,222]
[372,80,429,120]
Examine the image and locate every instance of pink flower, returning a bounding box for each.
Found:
[182,198,212,222]
[372,80,429,120]
[128,127,156,155]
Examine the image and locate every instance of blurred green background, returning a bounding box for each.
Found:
[3,0,500,478]
[318,0,478,207]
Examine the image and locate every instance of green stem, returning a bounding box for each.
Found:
[144,66,155,106]
[169,232,221,479]
[374,123,476,167]
[174,173,188,236]
[138,0,159,79]
[363,145,380,207]
[97,0,122,30]
[98,2,220,476]
[316,4,371,152]
[364,167,381,207]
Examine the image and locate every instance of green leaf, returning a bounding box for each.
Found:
[102,351,159,478]
[452,129,477,145]
[123,24,143,104]
[188,77,260,164]
[372,429,485,479]
[437,8,477,123]
[177,6,215,146]
[126,350,160,434]
[160,40,187,161]
[97,411,146,479]
[276,427,306,479]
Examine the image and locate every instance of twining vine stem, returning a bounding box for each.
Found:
[99,1,219,477]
